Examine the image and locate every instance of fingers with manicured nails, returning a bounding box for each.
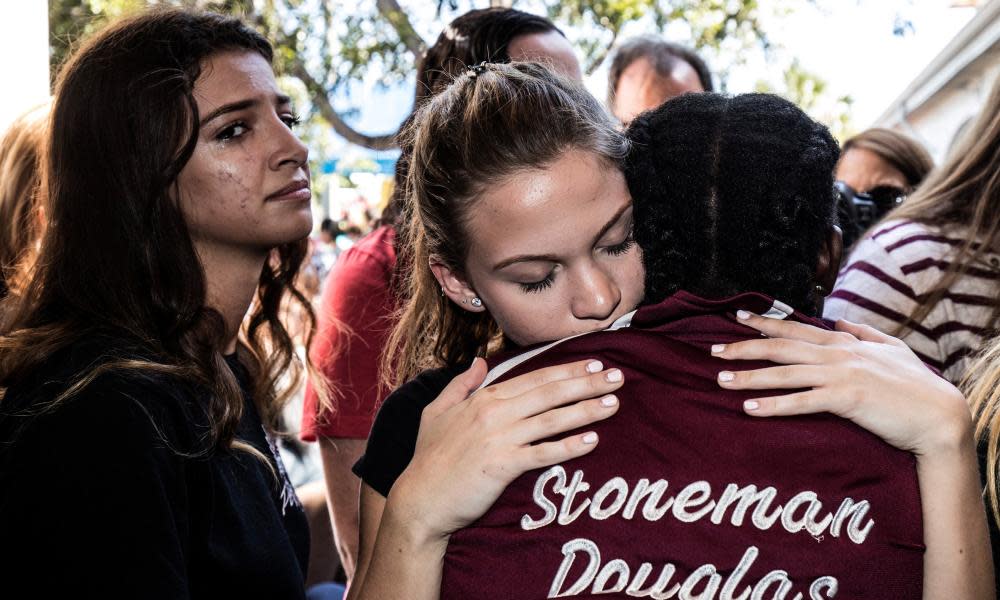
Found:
[742,391,829,417]
[509,368,624,419]
[514,395,620,444]
[521,432,601,471]
[717,364,828,390]
[712,337,830,365]
[481,358,608,400]
[425,357,488,417]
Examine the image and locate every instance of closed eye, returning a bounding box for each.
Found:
[519,272,555,293]
[602,234,635,257]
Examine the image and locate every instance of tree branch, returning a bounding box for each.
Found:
[289,60,399,150]
[585,28,619,77]
[375,0,427,58]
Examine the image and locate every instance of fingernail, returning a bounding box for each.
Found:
[600,394,618,407]
[736,310,752,320]
[744,400,760,411]
[582,432,598,444]
[711,344,726,354]
[586,360,603,373]
[605,369,623,382]
[718,371,734,382]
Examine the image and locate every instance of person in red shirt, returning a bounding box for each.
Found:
[348,71,991,598]
[303,8,588,586]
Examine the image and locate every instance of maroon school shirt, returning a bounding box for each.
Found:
[441,291,923,599]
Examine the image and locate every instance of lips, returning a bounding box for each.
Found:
[267,179,311,201]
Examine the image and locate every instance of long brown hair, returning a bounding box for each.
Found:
[0,106,47,298]
[887,75,1000,337]
[842,127,933,191]
[0,9,318,458]
[384,62,629,387]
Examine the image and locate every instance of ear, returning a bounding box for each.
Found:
[814,225,844,294]
[429,256,486,313]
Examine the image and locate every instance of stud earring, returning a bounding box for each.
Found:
[814,284,827,296]
[471,297,483,308]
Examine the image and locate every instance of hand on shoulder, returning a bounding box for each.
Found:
[387,357,624,541]
[712,311,972,456]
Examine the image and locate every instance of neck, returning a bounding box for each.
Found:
[194,240,268,355]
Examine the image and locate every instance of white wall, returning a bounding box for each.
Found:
[0,2,49,134]
[882,57,999,164]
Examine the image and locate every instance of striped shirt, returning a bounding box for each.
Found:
[824,219,1000,383]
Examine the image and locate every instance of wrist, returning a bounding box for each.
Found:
[383,473,452,552]
[916,387,975,457]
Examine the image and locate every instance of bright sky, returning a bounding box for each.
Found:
[752,0,978,127]
[0,3,50,133]
[335,0,980,160]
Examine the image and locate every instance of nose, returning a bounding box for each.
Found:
[269,116,309,171]
[570,262,621,322]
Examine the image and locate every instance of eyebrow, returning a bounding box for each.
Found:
[199,94,292,127]
[491,202,633,271]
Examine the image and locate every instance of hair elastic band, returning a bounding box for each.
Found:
[467,62,489,79]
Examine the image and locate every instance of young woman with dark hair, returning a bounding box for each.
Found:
[346,66,991,598]
[0,9,324,598]
[301,8,583,584]
[826,76,1000,383]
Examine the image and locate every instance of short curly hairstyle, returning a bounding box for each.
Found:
[625,93,840,315]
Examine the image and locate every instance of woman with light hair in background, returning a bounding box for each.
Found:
[826,75,1000,383]
[0,105,47,299]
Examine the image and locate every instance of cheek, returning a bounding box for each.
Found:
[179,153,259,228]
[620,249,646,302]
[480,285,556,343]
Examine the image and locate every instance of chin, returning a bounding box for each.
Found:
[277,212,315,243]
[257,226,312,249]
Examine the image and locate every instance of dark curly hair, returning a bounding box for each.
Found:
[625,93,840,315]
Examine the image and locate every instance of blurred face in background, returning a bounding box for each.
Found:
[612,57,704,123]
[835,146,910,194]
[508,30,583,82]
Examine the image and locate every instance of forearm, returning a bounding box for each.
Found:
[347,495,449,600]
[319,437,366,581]
[917,432,995,599]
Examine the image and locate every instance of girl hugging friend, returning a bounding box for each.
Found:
[349,63,991,599]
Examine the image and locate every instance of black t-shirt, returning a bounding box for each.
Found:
[0,342,309,599]
[352,366,460,496]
